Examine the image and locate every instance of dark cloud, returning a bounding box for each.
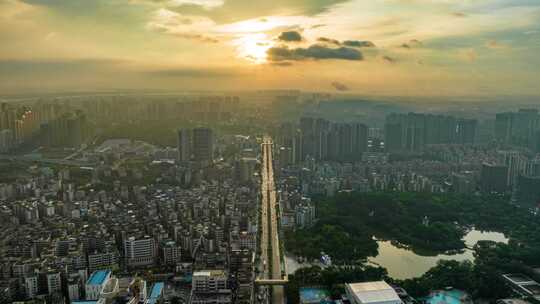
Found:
[267,45,363,61]
[342,40,376,48]
[317,38,376,48]
[278,31,303,42]
[452,12,467,17]
[317,37,341,45]
[331,81,349,91]
[401,43,411,49]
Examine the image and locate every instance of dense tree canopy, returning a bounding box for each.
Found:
[285,191,540,301]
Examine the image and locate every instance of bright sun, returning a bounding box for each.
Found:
[219,19,283,64]
[233,33,274,64]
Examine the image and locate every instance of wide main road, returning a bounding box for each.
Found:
[260,136,285,304]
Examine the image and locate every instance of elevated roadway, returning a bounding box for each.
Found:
[257,136,287,304]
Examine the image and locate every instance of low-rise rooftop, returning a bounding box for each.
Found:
[346,281,402,304]
[87,269,111,286]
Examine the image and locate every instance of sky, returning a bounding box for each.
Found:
[1,0,540,96]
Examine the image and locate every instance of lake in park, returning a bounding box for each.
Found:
[286,229,509,279]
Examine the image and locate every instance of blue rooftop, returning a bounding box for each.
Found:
[300,287,332,304]
[87,269,111,285]
[72,301,98,304]
[423,289,471,304]
[149,282,164,298]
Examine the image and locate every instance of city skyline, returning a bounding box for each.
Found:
[1,92,540,303]
[1,0,540,95]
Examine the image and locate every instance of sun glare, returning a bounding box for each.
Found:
[221,18,284,33]
[233,33,274,64]
[218,17,312,64]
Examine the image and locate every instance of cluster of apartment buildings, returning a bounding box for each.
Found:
[0,134,259,304]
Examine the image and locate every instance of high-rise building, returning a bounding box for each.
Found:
[480,163,509,193]
[277,122,302,164]
[300,117,316,160]
[327,123,340,161]
[161,240,181,266]
[42,112,87,147]
[228,249,253,304]
[404,112,426,151]
[177,128,191,162]
[457,119,477,144]
[314,118,329,160]
[0,129,13,152]
[192,128,214,162]
[533,131,540,153]
[295,203,316,228]
[352,123,368,159]
[439,115,457,144]
[25,275,39,298]
[516,175,540,207]
[495,112,514,144]
[516,109,539,146]
[530,158,540,177]
[46,271,62,294]
[67,275,82,301]
[338,123,353,160]
[124,236,156,267]
[67,116,83,147]
[384,113,477,152]
[384,122,403,152]
[498,151,528,188]
[234,158,256,184]
[295,117,368,162]
[495,109,540,148]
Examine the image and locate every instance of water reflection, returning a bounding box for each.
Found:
[285,229,509,279]
[369,229,508,279]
